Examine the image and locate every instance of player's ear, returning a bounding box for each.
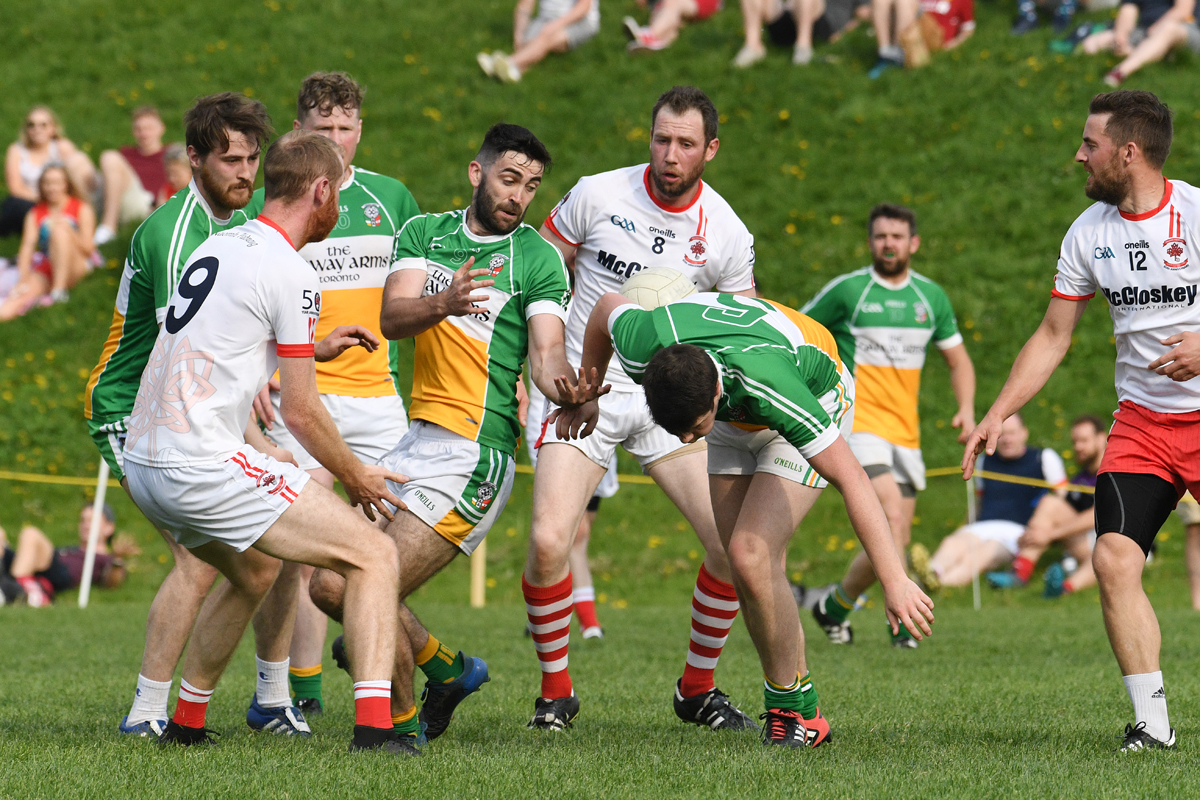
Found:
[704,137,720,162]
[468,160,484,189]
[293,119,301,131]
[909,234,921,254]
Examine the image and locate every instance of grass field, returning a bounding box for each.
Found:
[3,0,1200,795]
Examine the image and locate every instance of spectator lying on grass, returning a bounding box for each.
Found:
[94,106,171,246]
[478,0,600,83]
[623,0,722,52]
[0,504,139,607]
[1078,0,1200,86]
[899,0,975,69]
[734,0,869,67]
[1,105,95,239]
[0,164,95,320]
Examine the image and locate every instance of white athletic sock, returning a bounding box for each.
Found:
[256,657,292,709]
[572,586,595,604]
[127,674,172,724]
[1124,671,1171,741]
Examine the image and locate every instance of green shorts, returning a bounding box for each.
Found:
[87,417,128,483]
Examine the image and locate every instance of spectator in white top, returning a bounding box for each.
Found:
[478,0,600,83]
[2,106,95,238]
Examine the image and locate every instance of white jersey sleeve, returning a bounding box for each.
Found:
[1053,214,1099,301]
[711,223,755,294]
[544,177,595,248]
[262,259,319,358]
[1039,448,1068,488]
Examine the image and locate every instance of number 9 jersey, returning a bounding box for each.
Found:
[124,218,320,468]
[544,164,756,392]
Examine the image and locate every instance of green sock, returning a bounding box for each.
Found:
[891,623,914,642]
[288,666,322,703]
[821,584,855,624]
[392,709,421,737]
[764,672,819,719]
[415,635,464,684]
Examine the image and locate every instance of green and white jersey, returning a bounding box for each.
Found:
[246,167,419,397]
[608,293,851,458]
[390,210,571,455]
[85,180,254,423]
[801,267,961,448]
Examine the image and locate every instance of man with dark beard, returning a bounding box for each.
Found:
[799,203,974,649]
[84,93,323,738]
[964,90,1193,752]
[525,85,759,732]
[308,122,594,744]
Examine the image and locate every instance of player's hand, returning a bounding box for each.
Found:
[882,577,935,640]
[1148,331,1200,382]
[266,445,298,468]
[342,463,409,523]
[553,367,611,409]
[516,378,529,429]
[960,412,1004,479]
[951,408,975,445]
[315,325,379,362]
[253,380,279,430]
[439,257,495,318]
[550,399,601,440]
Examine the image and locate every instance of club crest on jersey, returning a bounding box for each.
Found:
[685,235,708,266]
[486,253,508,276]
[362,203,382,227]
[1163,238,1189,270]
[914,302,928,323]
[470,481,497,511]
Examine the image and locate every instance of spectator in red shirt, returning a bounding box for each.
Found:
[0,504,139,607]
[94,106,169,246]
[899,0,975,67]
[623,0,724,52]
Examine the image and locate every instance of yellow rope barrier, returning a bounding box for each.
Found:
[0,470,122,489]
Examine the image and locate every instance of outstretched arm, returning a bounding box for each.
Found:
[961,297,1088,478]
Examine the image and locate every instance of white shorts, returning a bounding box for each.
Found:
[268,391,409,472]
[961,519,1026,557]
[526,382,619,498]
[1177,493,1200,526]
[706,373,855,489]
[523,2,601,49]
[539,389,691,472]
[380,421,516,556]
[125,448,310,552]
[847,431,927,492]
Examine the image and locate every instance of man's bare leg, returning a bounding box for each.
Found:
[9,525,55,576]
[1187,524,1200,610]
[568,509,603,635]
[646,0,700,45]
[512,27,570,71]
[1060,532,1096,592]
[1007,495,1080,584]
[930,533,1011,587]
[98,151,135,233]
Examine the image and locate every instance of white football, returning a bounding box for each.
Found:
[619,267,697,310]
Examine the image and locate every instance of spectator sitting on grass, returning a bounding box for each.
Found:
[985,414,1107,597]
[867,0,917,76]
[1077,0,1200,86]
[94,106,171,246]
[478,0,600,83]
[1011,0,1078,35]
[623,0,722,52]
[734,0,869,67]
[0,165,95,320]
[909,414,1068,590]
[898,0,975,69]
[2,105,96,239]
[161,143,192,200]
[0,504,139,608]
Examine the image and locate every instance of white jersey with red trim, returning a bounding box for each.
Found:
[545,163,756,392]
[1054,178,1200,413]
[125,218,320,467]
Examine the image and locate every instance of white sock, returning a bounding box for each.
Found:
[573,586,595,604]
[256,656,292,709]
[127,674,172,724]
[1124,671,1171,741]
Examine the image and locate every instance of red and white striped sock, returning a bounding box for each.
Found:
[679,564,740,698]
[353,680,393,729]
[173,679,214,728]
[573,585,601,631]
[523,573,574,699]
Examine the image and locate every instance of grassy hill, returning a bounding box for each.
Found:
[2,1,1200,794]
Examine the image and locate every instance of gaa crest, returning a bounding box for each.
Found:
[914,302,928,323]
[684,235,708,267]
[486,253,508,277]
[471,481,497,511]
[362,203,382,227]
[1163,238,1189,270]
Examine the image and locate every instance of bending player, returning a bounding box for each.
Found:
[247,71,419,717]
[83,94,314,737]
[309,123,599,744]
[527,85,759,732]
[555,290,934,747]
[124,131,413,754]
[800,203,974,648]
[964,90,1191,751]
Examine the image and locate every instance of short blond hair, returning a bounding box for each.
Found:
[264,130,343,203]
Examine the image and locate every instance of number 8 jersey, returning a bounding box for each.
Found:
[1054,178,1200,412]
[125,218,320,467]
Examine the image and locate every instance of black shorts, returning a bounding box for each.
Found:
[766,10,839,44]
[1094,472,1177,556]
[1,545,73,594]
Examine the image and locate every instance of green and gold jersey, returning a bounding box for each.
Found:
[390,210,571,454]
[609,293,850,458]
[801,267,961,448]
[85,181,255,423]
[245,167,419,397]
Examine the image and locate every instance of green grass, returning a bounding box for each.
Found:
[3,0,1200,795]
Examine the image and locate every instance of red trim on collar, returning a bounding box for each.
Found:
[257,215,297,250]
[1119,178,1172,222]
[642,165,703,213]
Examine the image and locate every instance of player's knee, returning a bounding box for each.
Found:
[349,530,399,583]
[308,568,345,619]
[726,533,770,578]
[1092,534,1140,582]
[242,556,283,598]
